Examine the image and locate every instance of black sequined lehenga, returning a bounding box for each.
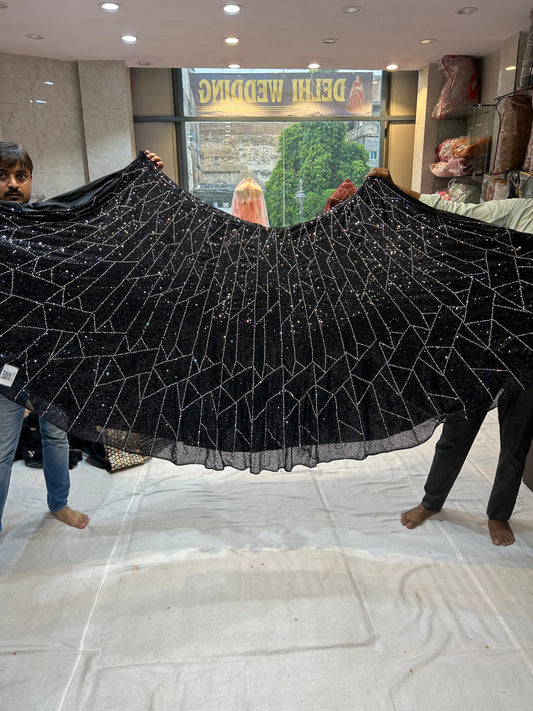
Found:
[0,153,532,473]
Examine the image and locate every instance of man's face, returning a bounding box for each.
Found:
[0,162,32,203]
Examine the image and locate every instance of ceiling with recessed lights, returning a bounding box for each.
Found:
[0,1,530,70]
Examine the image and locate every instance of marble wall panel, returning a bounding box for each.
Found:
[388,123,415,190]
[0,53,32,104]
[479,50,500,105]
[78,60,135,181]
[31,171,88,202]
[0,103,40,170]
[81,107,135,180]
[1,54,88,197]
[28,57,82,109]
[32,104,88,176]
[1,53,136,195]
[78,60,131,110]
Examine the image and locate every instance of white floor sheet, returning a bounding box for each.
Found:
[1,411,533,711]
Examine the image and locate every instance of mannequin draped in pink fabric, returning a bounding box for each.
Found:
[231,177,269,226]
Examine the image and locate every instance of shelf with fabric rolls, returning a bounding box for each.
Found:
[482,8,533,201]
[481,89,533,201]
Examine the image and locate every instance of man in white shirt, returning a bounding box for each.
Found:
[367,167,533,233]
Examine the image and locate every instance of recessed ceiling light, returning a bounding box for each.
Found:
[420,38,437,44]
[25,33,45,40]
[505,65,517,71]
[224,36,239,45]
[322,38,339,44]
[99,1,120,11]
[43,80,54,85]
[456,6,478,14]
[137,60,151,66]
[308,63,320,69]
[386,64,399,71]
[0,2,9,9]
[228,63,241,69]
[222,4,242,14]
[341,5,362,13]
[121,35,137,44]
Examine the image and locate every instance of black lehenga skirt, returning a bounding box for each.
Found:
[0,153,531,472]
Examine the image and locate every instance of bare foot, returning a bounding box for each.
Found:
[52,506,89,529]
[401,503,439,529]
[488,519,515,546]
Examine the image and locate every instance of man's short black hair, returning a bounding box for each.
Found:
[0,142,33,174]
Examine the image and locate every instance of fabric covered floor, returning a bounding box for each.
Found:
[1,410,533,711]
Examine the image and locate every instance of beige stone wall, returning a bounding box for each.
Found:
[0,52,135,200]
[78,60,135,183]
[387,71,418,190]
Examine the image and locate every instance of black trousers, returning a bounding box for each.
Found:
[422,387,533,520]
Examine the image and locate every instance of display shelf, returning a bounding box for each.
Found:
[431,104,495,193]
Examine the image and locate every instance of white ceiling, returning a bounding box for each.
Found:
[0,1,530,71]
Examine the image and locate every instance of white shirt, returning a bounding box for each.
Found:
[419,194,533,235]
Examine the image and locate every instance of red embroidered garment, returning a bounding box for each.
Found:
[324,180,357,211]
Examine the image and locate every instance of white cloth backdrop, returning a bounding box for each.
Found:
[1,410,533,711]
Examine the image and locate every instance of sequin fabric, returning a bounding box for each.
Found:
[0,153,532,473]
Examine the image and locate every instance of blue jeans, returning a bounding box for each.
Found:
[0,395,70,532]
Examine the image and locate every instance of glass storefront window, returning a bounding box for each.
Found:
[185,119,380,226]
[180,69,383,226]
[133,67,417,226]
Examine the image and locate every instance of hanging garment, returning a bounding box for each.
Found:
[324,180,357,212]
[0,152,532,473]
[345,76,366,114]
[432,55,480,119]
[231,177,269,226]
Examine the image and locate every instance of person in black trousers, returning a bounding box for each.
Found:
[401,387,533,546]
[366,167,533,547]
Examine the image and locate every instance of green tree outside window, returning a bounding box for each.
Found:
[264,122,371,227]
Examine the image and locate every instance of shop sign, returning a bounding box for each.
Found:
[187,71,374,118]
